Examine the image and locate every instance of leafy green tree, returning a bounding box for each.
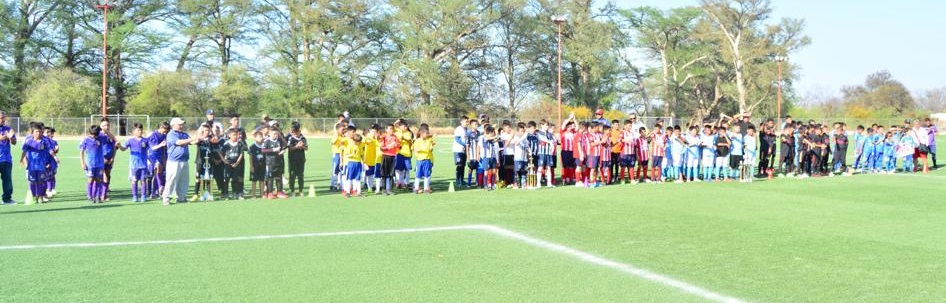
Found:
[126,70,209,117]
[212,65,259,115]
[20,68,99,118]
[842,71,916,117]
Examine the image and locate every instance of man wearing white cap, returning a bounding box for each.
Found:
[163,118,202,205]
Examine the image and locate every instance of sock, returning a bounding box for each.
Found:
[131,181,139,199]
[87,182,93,199]
[385,178,392,192]
[352,180,361,195]
[414,177,420,191]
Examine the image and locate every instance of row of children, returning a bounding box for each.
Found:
[331,119,436,197]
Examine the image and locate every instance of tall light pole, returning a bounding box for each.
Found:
[551,16,566,129]
[773,55,787,130]
[95,0,111,118]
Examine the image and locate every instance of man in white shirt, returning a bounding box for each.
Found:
[453,117,469,185]
[628,113,647,133]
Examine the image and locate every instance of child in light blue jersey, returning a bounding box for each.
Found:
[670,127,686,182]
[729,125,744,180]
[870,126,885,173]
[684,126,701,182]
[852,125,870,171]
[699,126,716,181]
[882,132,897,173]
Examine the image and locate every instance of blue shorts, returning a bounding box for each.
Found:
[130,168,151,181]
[27,170,47,182]
[148,157,165,173]
[46,167,58,179]
[332,153,341,174]
[561,151,576,168]
[601,161,612,170]
[480,157,498,170]
[537,154,554,167]
[621,155,636,167]
[85,167,104,179]
[366,164,380,178]
[395,155,412,170]
[515,160,528,172]
[345,162,364,181]
[467,159,480,170]
[416,160,433,178]
[585,156,600,169]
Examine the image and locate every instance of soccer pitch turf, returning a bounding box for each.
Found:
[0,137,944,302]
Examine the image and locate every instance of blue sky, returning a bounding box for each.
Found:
[612,0,946,95]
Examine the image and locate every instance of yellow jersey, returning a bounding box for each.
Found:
[610,129,623,154]
[342,139,365,164]
[363,134,379,166]
[413,137,435,161]
[397,130,413,157]
[331,133,344,154]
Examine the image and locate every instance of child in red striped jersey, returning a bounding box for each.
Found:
[559,113,578,184]
[585,122,605,188]
[635,127,651,183]
[619,120,637,183]
[575,122,591,187]
[650,125,668,182]
[600,124,614,186]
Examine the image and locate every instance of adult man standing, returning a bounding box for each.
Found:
[926,118,938,168]
[0,112,16,205]
[163,118,202,205]
[228,115,247,143]
[628,113,647,132]
[734,112,755,136]
[592,109,610,127]
[205,109,224,134]
[453,117,469,186]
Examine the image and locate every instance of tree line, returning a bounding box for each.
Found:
[0,0,817,120]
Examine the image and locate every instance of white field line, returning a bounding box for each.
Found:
[0,224,749,303]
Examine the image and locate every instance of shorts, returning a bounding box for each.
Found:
[46,167,57,178]
[395,155,412,171]
[702,154,715,167]
[730,155,744,169]
[638,160,649,168]
[467,159,480,170]
[104,157,114,171]
[744,152,757,165]
[129,167,151,181]
[480,157,498,170]
[27,170,47,182]
[381,155,396,178]
[600,161,612,170]
[620,155,636,167]
[85,167,103,179]
[515,161,528,173]
[366,164,379,178]
[537,154,554,167]
[714,156,727,168]
[454,152,467,166]
[561,151,576,168]
[345,162,364,181]
[148,158,165,174]
[686,156,699,168]
[250,162,265,181]
[585,156,600,169]
[651,156,664,168]
[416,160,433,178]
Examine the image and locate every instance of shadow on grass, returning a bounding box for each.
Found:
[0,202,146,215]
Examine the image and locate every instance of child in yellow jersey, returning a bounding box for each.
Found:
[395,122,414,188]
[342,134,366,197]
[413,126,435,194]
[330,124,346,190]
[363,124,381,194]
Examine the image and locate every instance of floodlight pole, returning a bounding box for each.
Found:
[552,16,566,129]
[774,55,787,129]
[95,0,111,118]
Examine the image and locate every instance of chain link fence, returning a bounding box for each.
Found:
[7,116,932,137]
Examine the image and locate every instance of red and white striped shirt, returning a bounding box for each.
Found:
[636,137,650,161]
[561,130,576,152]
[576,132,590,159]
[621,131,637,156]
[600,136,612,162]
[588,133,604,157]
[650,133,667,157]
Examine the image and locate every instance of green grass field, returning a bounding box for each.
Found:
[1,137,944,302]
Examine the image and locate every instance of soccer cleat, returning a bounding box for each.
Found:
[276,192,289,199]
[190,195,201,202]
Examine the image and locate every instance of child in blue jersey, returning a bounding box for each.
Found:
[684,126,701,182]
[699,126,716,181]
[882,132,897,173]
[119,123,150,202]
[22,124,50,203]
[79,126,105,203]
[98,118,119,201]
[479,126,500,191]
[870,126,885,173]
[44,127,59,198]
[146,121,169,199]
[852,125,869,171]
[465,120,481,187]
[898,130,917,173]
[662,126,674,181]
[670,127,686,182]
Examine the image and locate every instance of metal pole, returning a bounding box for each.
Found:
[96,1,110,118]
[777,60,783,130]
[556,22,563,129]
